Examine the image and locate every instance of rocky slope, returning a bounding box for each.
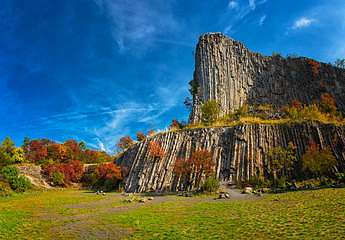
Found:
[118,124,345,192]
[190,33,345,123]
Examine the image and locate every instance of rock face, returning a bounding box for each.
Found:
[189,33,345,123]
[118,124,345,192]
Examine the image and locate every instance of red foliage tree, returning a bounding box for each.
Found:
[174,158,191,176]
[189,150,215,182]
[95,163,123,181]
[148,141,165,159]
[43,160,84,184]
[169,119,182,130]
[291,99,302,109]
[173,149,215,189]
[25,140,48,163]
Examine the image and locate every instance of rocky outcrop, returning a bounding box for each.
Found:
[17,164,51,189]
[190,33,345,123]
[118,124,345,192]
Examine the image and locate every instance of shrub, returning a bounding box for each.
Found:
[52,171,65,186]
[336,173,345,183]
[201,178,220,193]
[291,99,302,109]
[201,100,220,125]
[234,104,248,120]
[10,176,31,192]
[302,141,337,179]
[1,166,19,181]
[249,175,269,189]
[319,93,337,114]
[1,166,31,192]
[0,180,12,197]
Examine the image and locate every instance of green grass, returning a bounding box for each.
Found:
[1,188,345,239]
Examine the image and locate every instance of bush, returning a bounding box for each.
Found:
[249,175,269,189]
[1,166,19,181]
[336,173,345,183]
[201,100,220,125]
[302,141,337,179]
[10,176,31,192]
[1,166,31,193]
[0,180,12,197]
[201,178,220,193]
[52,171,65,186]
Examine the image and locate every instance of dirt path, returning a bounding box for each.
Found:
[42,189,258,239]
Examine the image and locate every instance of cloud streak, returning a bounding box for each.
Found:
[94,0,180,52]
[292,17,314,30]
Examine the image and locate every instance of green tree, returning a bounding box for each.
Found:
[267,143,296,187]
[0,137,16,166]
[201,100,220,125]
[11,148,26,164]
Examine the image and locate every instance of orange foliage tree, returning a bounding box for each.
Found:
[136,131,146,141]
[173,149,215,189]
[148,141,165,159]
[307,59,321,79]
[43,160,84,184]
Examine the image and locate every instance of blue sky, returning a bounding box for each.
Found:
[1,0,344,152]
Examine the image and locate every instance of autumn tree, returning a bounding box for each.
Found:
[95,163,123,191]
[319,93,337,114]
[169,119,183,130]
[116,136,134,151]
[148,141,165,159]
[0,137,26,166]
[136,131,146,142]
[148,129,155,137]
[302,141,337,179]
[173,149,215,190]
[201,100,220,125]
[307,59,321,79]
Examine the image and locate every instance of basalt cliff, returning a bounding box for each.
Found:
[190,33,345,123]
[118,33,345,193]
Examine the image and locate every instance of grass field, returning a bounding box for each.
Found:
[1,188,345,239]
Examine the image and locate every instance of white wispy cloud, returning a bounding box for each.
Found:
[223,0,267,34]
[228,1,238,10]
[249,0,256,10]
[259,15,266,26]
[292,17,314,30]
[94,0,180,52]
